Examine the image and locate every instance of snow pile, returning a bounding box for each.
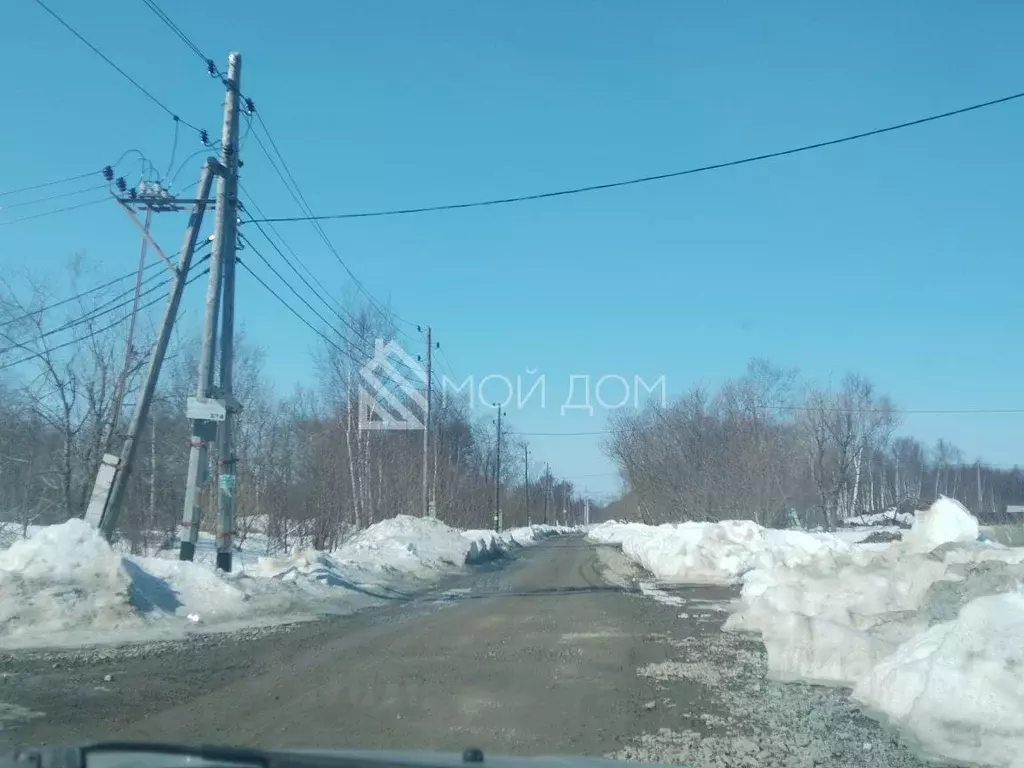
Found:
[0,516,567,649]
[587,519,856,585]
[0,519,140,645]
[903,496,979,552]
[592,499,1024,766]
[729,498,1024,767]
[853,591,1024,767]
[334,516,565,577]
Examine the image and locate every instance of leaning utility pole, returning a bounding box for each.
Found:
[524,444,531,527]
[421,325,432,518]
[97,159,219,540]
[179,52,242,571]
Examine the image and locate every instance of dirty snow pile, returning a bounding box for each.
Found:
[0,515,566,650]
[591,500,1024,767]
[844,508,916,527]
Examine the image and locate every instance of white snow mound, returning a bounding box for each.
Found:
[853,591,1024,768]
[903,495,979,552]
[0,519,139,644]
[590,498,1024,766]
[0,516,568,649]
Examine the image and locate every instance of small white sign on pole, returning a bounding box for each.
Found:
[84,453,120,529]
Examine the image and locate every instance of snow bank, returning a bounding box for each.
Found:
[591,499,1024,766]
[0,519,140,645]
[0,516,567,649]
[853,591,1024,767]
[588,519,857,585]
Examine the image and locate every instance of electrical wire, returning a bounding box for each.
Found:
[242,116,418,336]
[0,197,110,226]
[0,183,110,211]
[0,252,211,352]
[0,263,162,329]
[240,223,374,351]
[236,257,371,373]
[244,89,1024,223]
[238,232,356,344]
[0,239,211,330]
[133,0,418,333]
[239,190,380,346]
[165,117,181,179]
[0,266,210,372]
[31,0,205,134]
[0,170,101,199]
[139,0,208,66]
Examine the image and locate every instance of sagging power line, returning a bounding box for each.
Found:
[242,89,1024,224]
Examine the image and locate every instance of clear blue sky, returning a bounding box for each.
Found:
[2,1,1023,499]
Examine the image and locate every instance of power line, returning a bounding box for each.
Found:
[0,267,209,372]
[244,89,1024,224]
[1,262,161,330]
[139,0,209,67]
[246,120,413,330]
[236,257,370,373]
[0,253,210,353]
[31,0,205,134]
[134,0,418,333]
[0,183,110,211]
[240,217,376,351]
[0,197,110,226]
[238,232,357,346]
[0,240,210,329]
[0,170,100,199]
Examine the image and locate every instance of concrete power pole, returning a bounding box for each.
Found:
[421,325,432,518]
[493,404,505,532]
[543,462,550,525]
[524,444,530,527]
[179,52,242,571]
[98,159,219,540]
[215,52,242,573]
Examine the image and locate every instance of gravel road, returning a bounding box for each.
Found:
[0,537,929,767]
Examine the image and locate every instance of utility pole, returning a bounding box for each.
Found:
[421,325,432,518]
[97,159,219,540]
[179,52,242,571]
[524,443,531,527]
[215,52,242,573]
[544,462,550,525]
[493,403,505,532]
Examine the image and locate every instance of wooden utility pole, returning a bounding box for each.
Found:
[421,325,432,517]
[98,159,219,541]
[215,52,242,573]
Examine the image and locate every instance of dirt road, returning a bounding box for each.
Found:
[1,537,927,767]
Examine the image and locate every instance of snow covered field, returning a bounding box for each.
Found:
[0,516,568,651]
[589,500,1024,768]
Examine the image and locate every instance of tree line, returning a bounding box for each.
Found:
[0,257,591,553]
[604,358,1022,529]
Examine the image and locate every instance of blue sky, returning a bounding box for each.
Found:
[2,1,1023,499]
